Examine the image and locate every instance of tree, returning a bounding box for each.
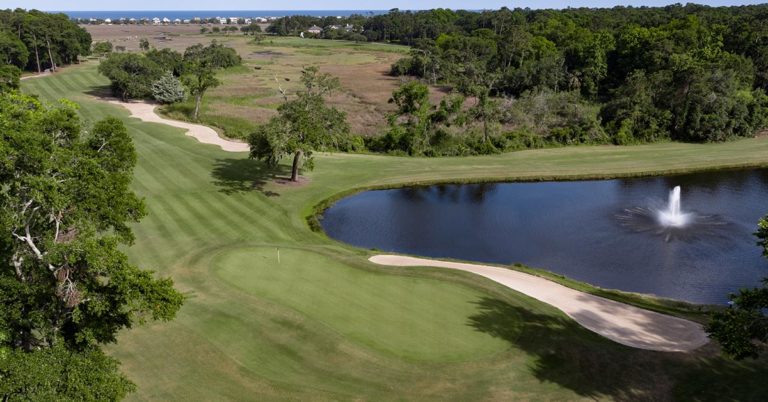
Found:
[241,23,262,35]
[152,72,186,104]
[385,80,434,154]
[139,38,150,51]
[249,66,350,182]
[145,48,184,76]
[200,27,208,34]
[98,53,163,100]
[0,9,91,73]
[181,42,241,119]
[0,64,20,92]
[91,41,113,56]
[348,33,367,43]
[0,92,183,399]
[705,216,768,360]
[0,31,29,69]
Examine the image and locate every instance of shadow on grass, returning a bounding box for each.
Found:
[84,85,114,100]
[467,297,768,401]
[211,157,286,197]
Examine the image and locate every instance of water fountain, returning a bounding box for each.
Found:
[657,186,691,227]
[616,185,727,241]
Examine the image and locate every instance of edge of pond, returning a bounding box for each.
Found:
[305,161,768,323]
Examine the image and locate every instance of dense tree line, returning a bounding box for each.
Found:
[0,9,91,76]
[269,5,768,155]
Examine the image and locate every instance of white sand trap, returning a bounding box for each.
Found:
[370,255,709,352]
[108,100,250,153]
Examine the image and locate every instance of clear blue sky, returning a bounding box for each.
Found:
[5,1,767,11]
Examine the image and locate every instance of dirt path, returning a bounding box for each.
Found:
[369,255,709,352]
[108,100,250,152]
[20,71,52,81]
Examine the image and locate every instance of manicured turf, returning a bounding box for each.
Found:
[22,64,768,401]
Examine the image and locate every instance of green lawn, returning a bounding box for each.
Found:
[21,63,768,401]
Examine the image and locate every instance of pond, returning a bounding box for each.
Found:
[321,169,768,304]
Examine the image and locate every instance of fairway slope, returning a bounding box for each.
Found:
[370,255,709,352]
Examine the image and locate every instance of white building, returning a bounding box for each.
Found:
[162,17,171,24]
[104,18,112,24]
[152,17,161,25]
[183,19,191,24]
[244,18,252,25]
[218,18,227,25]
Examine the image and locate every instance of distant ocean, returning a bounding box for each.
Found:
[57,10,387,20]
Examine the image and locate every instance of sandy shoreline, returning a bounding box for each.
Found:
[370,255,709,352]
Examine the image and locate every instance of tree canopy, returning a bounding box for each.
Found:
[0,9,91,72]
[98,53,163,101]
[0,91,183,399]
[248,66,350,181]
[269,5,768,150]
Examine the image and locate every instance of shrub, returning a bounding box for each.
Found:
[152,72,186,104]
[92,41,113,55]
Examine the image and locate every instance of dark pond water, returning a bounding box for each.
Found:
[322,169,768,304]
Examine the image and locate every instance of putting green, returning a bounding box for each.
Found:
[213,247,509,362]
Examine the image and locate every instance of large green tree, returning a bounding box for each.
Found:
[0,92,183,398]
[98,53,163,101]
[249,66,349,182]
[0,31,29,69]
[181,42,241,120]
[706,216,768,360]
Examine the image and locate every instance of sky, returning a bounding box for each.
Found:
[3,1,767,11]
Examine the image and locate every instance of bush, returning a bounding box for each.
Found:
[152,72,186,104]
[92,41,113,55]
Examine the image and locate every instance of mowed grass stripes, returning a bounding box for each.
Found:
[21,63,768,401]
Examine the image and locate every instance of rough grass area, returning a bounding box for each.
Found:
[87,26,417,139]
[21,64,768,401]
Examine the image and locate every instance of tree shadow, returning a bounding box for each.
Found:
[211,157,287,196]
[466,297,768,401]
[83,85,114,100]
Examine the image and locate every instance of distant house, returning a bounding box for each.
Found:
[183,19,191,24]
[129,18,137,24]
[162,17,171,24]
[104,18,112,24]
[218,18,227,25]
[173,18,181,24]
[152,17,161,25]
[307,25,322,35]
[244,18,252,25]
[255,17,267,23]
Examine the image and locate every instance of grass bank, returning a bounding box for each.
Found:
[21,63,768,401]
